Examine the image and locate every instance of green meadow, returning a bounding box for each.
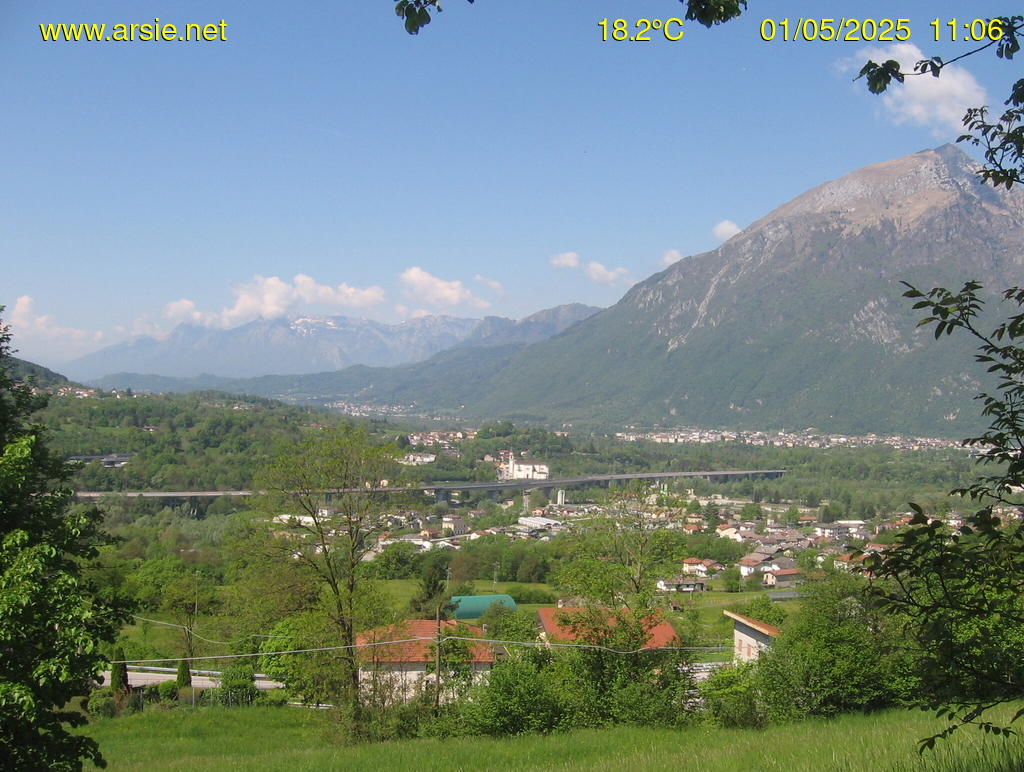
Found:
[82,704,1024,772]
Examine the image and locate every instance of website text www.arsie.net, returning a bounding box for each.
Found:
[40,20,227,42]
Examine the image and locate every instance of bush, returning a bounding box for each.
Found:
[503,584,556,604]
[455,655,565,736]
[213,662,259,707]
[157,680,179,703]
[124,690,144,714]
[86,688,118,720]
[699,663,766,728]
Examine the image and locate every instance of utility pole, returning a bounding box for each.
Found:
[434,602,443,714]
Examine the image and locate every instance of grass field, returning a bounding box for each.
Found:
[82,704,1024,772]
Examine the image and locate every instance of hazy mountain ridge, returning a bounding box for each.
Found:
[79,146,1024,437]
[65,304,601,382]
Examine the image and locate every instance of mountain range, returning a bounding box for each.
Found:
[84,145,1024,437]
[63,304,601,381]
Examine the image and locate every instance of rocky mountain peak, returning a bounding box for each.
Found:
[742,144,1024,241]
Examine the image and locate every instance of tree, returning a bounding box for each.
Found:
[555,483,678,609]
[863,282,1024,743]
[0,312,132,770]
[159,571,219,659]
[394,0,747,35]
[108,646,128,696]
[756,574,920,722]
[252,426,400,716]
[175,658,192,688]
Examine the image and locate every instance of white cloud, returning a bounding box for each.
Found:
[660,249,685,267]
[164,299,217,326]
[292,274,386,308]
[398,267,490,310]
[549,251,580,269]
[712,220,742,242]
[585,261,633,287]
[164,274,387,329]
[846,43,987,136]
[9,295,102,344]
[474,274,505,297]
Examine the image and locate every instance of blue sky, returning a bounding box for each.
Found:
[1,0,1015,366]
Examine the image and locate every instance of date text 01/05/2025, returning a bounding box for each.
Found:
[758,18,1006,42]
[598,19,684,41]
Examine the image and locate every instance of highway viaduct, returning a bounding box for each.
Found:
[73,468,786,504]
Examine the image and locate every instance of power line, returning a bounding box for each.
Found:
[110,635,727,665]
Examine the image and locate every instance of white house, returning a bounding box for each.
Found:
[723,610,780,662]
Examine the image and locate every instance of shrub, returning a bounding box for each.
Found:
[157,680,179,703]
[699,662,766,728]
[124,690,144,714]
[86,688,118,720]
[503,584,556,604]
[213,662,259,707]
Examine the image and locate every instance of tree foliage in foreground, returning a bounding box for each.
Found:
[864,283,1024,745]
[0,312,131,770]
[393,0,746,35]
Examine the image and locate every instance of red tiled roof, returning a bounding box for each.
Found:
[537,608,679,650]
[356,620,495,664]
[722,610,781,638]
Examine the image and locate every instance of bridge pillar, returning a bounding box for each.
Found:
[435,489,449,503]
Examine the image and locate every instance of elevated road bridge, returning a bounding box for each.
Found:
[74,468,785,502]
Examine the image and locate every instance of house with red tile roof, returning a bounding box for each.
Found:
[537,608,679,650]
[356,619,495,699]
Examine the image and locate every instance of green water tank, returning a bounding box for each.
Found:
[449,594,517,620]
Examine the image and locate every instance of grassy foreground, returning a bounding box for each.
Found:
[83,705,1024,772]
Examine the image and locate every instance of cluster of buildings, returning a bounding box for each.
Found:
[615,427,963,452]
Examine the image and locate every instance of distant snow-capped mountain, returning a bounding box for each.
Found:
[64,304,601,381]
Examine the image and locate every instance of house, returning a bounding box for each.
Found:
[537,608,679,649]
[681,557,705,575]
[656,576,707,593]
[769,556,798,572]
[398,452,437,466]
[441,515,469,536]
[723,610,780,662]
[356,619,495,698]
[717,526,743,542]
[814,523,849,539]
[762,568,804,589]
[738,554,769,577]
